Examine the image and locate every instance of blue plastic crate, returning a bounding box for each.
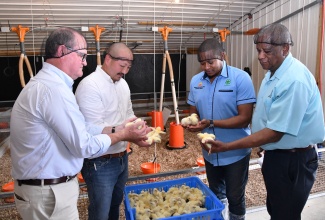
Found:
[124,176,224,220]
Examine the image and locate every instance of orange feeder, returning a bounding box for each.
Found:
[126,142,132,154]
[77,173,84,183]
[196,157,206,174]
[151,111,164,130]
[77,173,87,192]
[141,162,161,182]
[166,121,186,149]
[1,181,15,203]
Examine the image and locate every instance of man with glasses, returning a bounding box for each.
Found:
[75,42,149,220]
[183,38,256,220]
[10,27,149,220]
[204,23,325,220]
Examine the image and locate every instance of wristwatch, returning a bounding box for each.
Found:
[209,120,214,128]
[112,126,116,133]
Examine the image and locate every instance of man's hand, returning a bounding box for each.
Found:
[201,139,229,153]
[184,119,209,132]
[120,120,149,143]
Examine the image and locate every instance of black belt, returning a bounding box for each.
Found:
[101,150,127,159]
[272,145,314,153]
[17,174,77,186]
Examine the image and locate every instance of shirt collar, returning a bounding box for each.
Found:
[43,62,74,89]
[97,65,116,84]
[266,52,293,81]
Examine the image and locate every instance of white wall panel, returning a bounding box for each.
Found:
[226,0,323,101]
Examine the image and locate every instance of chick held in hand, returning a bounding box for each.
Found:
[197,132,215,152]
[146,127,166,145]
[125,118,143,129]
[181,113,199,126]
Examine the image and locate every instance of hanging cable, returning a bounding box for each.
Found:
[31,0,36,74]
[177,0,184,99]
[297,0,306,60]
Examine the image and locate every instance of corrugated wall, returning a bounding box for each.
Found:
[226,0,325,105]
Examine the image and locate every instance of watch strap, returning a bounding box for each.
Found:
[209,120,214,128]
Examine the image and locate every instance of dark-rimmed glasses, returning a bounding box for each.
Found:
[65,46,88,62]
[199,56,223,66]
[107,53,133,63]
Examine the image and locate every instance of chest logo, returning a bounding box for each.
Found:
[194,82,204,89]
[225,79,231,86]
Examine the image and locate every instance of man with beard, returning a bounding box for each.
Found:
[75,42,150,220]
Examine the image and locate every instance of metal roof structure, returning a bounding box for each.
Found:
[0,0,276,55]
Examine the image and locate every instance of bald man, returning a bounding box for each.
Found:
[75,43,149,220]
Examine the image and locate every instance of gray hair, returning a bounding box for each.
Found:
[253,23,294,46]
[45,27,84,60]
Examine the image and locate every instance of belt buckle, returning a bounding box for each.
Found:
[66,176,71,182]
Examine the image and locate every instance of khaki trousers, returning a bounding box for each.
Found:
[14,178,79,220]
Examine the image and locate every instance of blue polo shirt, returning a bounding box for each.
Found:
[252,53,325,150]
[188,61,256,166]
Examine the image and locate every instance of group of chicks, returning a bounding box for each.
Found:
[128,184,207,219]
[125,118,165,145]
[181,113,215,150]
[126,113,216,149]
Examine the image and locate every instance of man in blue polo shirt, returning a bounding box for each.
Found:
[184,38,256,220]
[205,24,325,220]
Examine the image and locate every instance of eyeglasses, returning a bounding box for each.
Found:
[65,46,88,62]
[107,53,133,63]
[199,56,223,66]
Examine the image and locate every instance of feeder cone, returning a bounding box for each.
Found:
[126,142,132,154]
[166,121,186,149]
[151,111,164,130]
[77,173,87,192]
[1,181,14,203]
[196,157,206,174]
[141,162,161,182]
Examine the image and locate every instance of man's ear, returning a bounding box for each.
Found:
[282,44,290,56]
[220,51,226,61]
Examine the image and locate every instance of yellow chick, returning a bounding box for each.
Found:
[197,132,215,149]
[145,127,166,144]
[125,118,143,129]
[181,113,199,126]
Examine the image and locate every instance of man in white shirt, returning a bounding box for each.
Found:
[75,42,149,220]
[10,28,149,220]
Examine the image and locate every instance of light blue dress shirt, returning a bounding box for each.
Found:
[10,63,112,180]
[252,53,325,150]
[188,61,256,166]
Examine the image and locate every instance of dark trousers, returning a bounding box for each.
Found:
[205,153,250,216]
[262,148,318,220]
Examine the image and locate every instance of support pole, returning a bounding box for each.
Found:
[11,25,34,88]
[89,25,105,65]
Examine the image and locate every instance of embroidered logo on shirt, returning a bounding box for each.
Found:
[225,79,231,86]
[194,82,204,89]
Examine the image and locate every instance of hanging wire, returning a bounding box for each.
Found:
[177,0,184,99]
[31,0,36,73]
[240,0,244,69]
[153,0,157,164]
[297,0,306,60]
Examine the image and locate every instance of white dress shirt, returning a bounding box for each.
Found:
[10,63,112,180]
[75,65,135,155]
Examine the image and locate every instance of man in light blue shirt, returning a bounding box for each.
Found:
[10,27,149,220]
[205,24,325,220]
[185,38,256,220]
